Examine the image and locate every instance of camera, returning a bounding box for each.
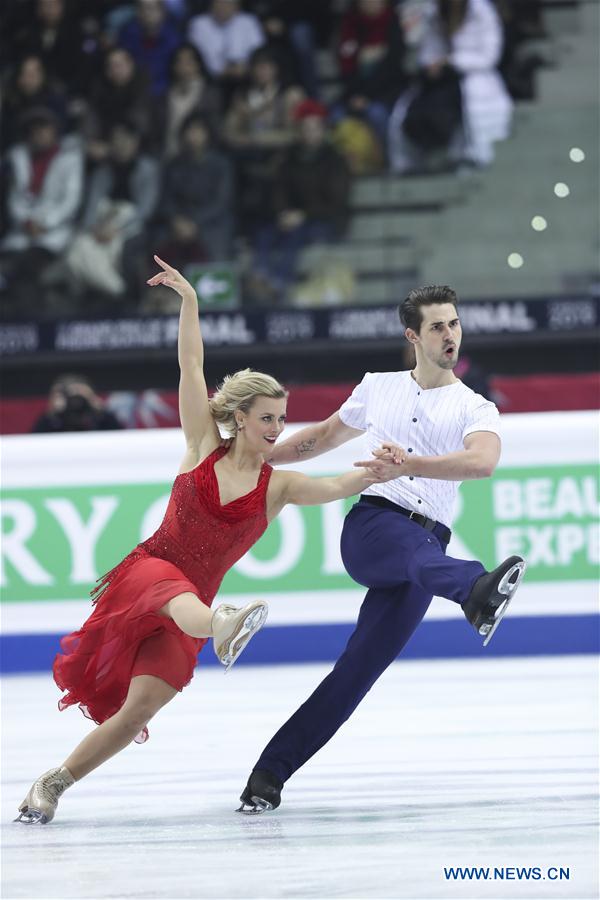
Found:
[62,391,93,416]
[59,388,94,428]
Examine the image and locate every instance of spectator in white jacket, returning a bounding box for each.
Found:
[0,108,83,317]
[389,0,513,172]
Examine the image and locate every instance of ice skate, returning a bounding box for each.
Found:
[237,769,283,814]
[212,600,268,672]
[15,766,75,824]
[463,556,526,646]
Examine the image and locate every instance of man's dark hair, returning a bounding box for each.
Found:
[399,285,459,333]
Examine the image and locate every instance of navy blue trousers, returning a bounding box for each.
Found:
[254,501,486,783]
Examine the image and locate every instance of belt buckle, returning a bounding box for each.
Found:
[409,511,418,521]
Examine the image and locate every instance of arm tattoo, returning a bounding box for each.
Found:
[295,438,317,457]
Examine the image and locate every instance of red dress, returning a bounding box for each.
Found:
[53,447,272,740]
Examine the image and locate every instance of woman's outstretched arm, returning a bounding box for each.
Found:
[269,449,407,511]
[147,255,219,468]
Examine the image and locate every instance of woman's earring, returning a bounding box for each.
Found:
[237,423,244,432]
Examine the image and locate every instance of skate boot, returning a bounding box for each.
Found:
[463,555,526,646]
[212,600,268,672]
[15,766,75,824]
[237,769,283,814]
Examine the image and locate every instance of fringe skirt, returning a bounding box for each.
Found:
[53,552,208,742]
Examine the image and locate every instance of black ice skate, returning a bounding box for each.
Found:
[237,769,283,814]
[462,555,526,646]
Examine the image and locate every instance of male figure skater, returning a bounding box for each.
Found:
[238,284,526,813]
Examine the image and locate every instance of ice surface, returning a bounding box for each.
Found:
[2,656,598,899]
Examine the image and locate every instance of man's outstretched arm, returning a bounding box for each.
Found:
[356,432,501,481]
[268,412,364,466]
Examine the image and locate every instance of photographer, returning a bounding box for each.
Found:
[32,374,123,433]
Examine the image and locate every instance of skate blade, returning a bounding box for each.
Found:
[222,604,268,674]
[481,561,527,647]
[236,795,273,815]
[14,808,47,824]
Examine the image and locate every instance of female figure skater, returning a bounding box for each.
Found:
[16,256,400,825]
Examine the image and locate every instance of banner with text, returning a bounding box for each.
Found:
[1,412,598,669]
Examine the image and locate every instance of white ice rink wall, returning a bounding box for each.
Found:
[1,411,598,672]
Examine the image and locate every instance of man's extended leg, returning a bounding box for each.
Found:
[341,504,525,642]
[240,579,432,808]
[239,508,449,811]
[341,504,485,602]
[239,504,524,811]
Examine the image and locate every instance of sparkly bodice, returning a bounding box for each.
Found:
[93,447,272,605]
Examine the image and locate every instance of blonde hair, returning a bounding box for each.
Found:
[209,368,288,437]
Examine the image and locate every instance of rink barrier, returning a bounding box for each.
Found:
[1,615,598,674]
[2,412,598,671]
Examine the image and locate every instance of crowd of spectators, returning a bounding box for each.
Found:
[0,0,547,317]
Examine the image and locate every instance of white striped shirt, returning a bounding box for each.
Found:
[339,370,500,528]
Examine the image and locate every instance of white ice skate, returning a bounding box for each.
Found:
[212,600,268,672]
[15,766,75,824]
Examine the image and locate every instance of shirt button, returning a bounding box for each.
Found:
[412,418,417,423]
[417,392,421,396]
[408,448,413,452]
[417,499,422,504]
[409,476,414,480]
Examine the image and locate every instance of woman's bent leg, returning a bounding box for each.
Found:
[162,592,269,670]
[63,674,178,780]
[162,592,213,638]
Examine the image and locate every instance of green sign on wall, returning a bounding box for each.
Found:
[185,263,238,308]
[1,465,597,604]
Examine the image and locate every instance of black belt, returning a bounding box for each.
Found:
[359,495,451,544]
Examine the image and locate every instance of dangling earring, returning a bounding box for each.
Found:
[237,423,244,432]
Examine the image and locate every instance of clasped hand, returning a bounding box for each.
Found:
[354,442,408,479]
